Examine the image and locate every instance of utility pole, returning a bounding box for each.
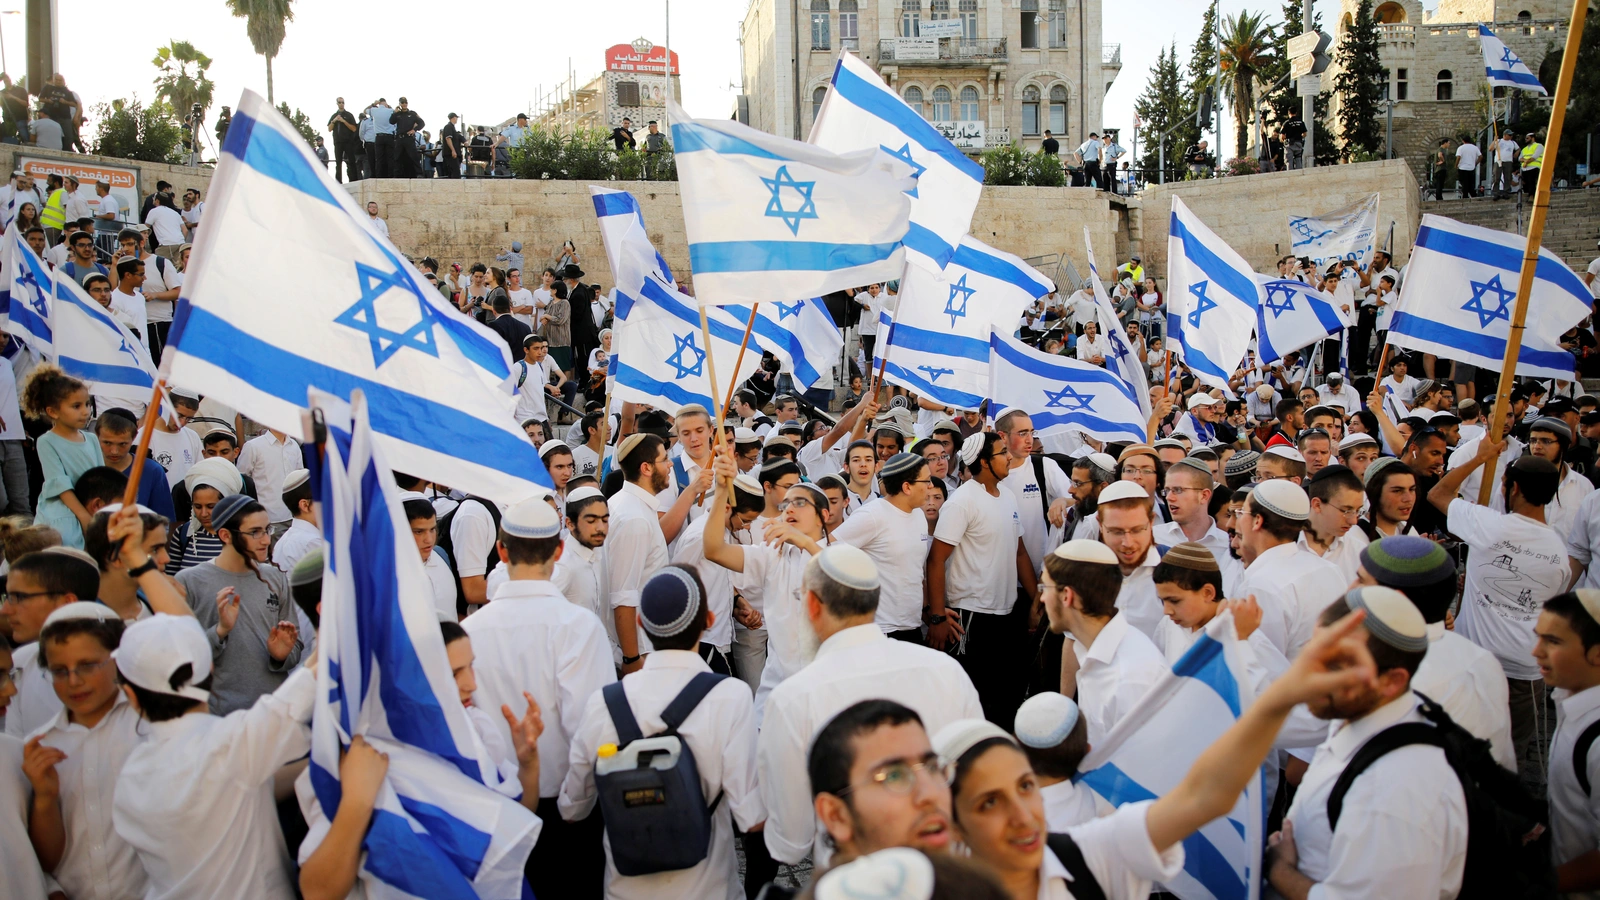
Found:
[1303,0,1315,168]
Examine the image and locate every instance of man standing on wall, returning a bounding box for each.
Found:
[327,97,362,183]
[439,113,464,179]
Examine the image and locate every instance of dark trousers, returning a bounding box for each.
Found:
[1522,167,1540,195]
[529,797,605,899]
[333,141,361,182]
[374,133,395,178]
[363,141,377,179]
[887,627,923,644]
[1084,160,1102,189]
[1104,160,1119,193]
[1350,309,1376,375]
[698,642,733,675]
[741,831,779,899]
[1507,676,1554,795]
[1432,170,1450,200]
[146,320,171,367]
[1456,167,1477,198]
[394,133,420,178]
[951,602,1029,732]
[439,152,460,178]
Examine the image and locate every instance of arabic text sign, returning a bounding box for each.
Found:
[895,38,939,59]
[932,120,985,150]
[918,19,965,38]
[605,43,681,75]
[19,155,140,226]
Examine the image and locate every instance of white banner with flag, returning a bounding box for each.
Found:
[1077,611,1263,900]
[1085,227,1152,419]
[306,389,540,900]
[1167,197,1259,394]
[668,98,916,307]
[1387,214,1591,380]
[1479,25,1548,94]
[988,330,1148,444]
[167,90,550,504]
[610,273,763,415]
[810,51,984,273]
[48,253,173,418]
[1253,276,1347,365]
[1287,193,1380,275]
[7,226,52,355]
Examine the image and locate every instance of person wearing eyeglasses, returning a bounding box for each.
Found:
[1515,416,1593,542]
[1300,465,1369,584]
[3,547,105,738]
[1154,459,1241,595]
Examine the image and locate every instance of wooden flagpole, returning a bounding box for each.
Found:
[718,303,761,429]
[1477,0,1588,506]
[120,378,167,509]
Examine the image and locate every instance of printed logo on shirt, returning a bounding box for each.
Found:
[1022,484,1040,494]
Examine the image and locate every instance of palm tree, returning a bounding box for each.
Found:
[224,0,294,104]
[1219,10,1278,159]
[152,41,215,120]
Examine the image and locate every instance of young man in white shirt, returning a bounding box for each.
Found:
[1154,458,1242,593]
[1096,481,1166,640]
[671,475,765,675]
[996,411,1071,576]
[1300,465,1370,585]
[607,434,674,674]
[365,200,387,237]
[402,495,458,621]
[1455,136,1482,198]
[116,228,180,362]
[268,469,321,573]
[1535,589,1600,893]
[1014,692,1104,830]
[107,257,147,342]
[1075,320,1111,366]
[142,194,185,255]
[832,452,932,642]
[142,390,203,488]
[654,405,719,546]
[235,427,302,532]
[1494,129,1522,198]
[461,498,616,900]
[505,267,537,329]
[1236,479,1345,659]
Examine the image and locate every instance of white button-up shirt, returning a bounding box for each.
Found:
[1153,521,1244,595]
[28,698,146,900]
[3,642,61,738]
[1551,683,1600,898]
[607,481,671,655]
[1072,613,1167,745]
[422,550,457,621]
[741,540,837,721]
[235,431,302,523]
[1564,488,1600,591]
[1039,801,1185,900]
[671,516,742,649]
[1039,778,1105,832]
[758,623,984,865]
[461,578,616,798]
[1238,541,1344,659]
[560,650,764,900]
[1,734,52,900]
[112,668,316,900]
[555,533,618,664]
[270,517,322,573]
[1113,547,1166,640]
[1412,621,1515,771]
[1282,692,1468,900]
[1296,527,1369,588]
[830,498,929,633]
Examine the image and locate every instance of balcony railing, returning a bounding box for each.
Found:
[1377,23,1416,44]
[877,37,1007,64]
[1103,43,1122,66]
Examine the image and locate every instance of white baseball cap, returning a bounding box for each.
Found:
[115,614,214,703]
[1187,394,1220,410]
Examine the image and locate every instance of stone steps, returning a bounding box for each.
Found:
[1420,190,1600,269]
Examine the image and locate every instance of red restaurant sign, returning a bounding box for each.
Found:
[605,44,680,75]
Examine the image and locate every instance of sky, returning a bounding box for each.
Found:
[30,0,1364,156]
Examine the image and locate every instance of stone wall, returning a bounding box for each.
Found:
[5,145,214,197]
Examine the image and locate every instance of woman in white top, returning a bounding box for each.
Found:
[587,328,612,397]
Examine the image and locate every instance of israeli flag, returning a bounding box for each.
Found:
[611,273,763,415]
[1085,227,1152,419]
[306,388,540,900]
[591,186,675,301]
[874,235,1051,411]
[1253,277,1346,365]
[167,91,550,503]
[1167,197,1259,394]
[721,297,843,390]
[810,52,984,273]
[1387,214,1592,380]
[49,259,173,416]
[988,330,1147,444]
[1479,25,1547,94]
[1077,611,1263,900]
[7,227,53,355]
[1288,193,1380,274]
[668,98,916,307]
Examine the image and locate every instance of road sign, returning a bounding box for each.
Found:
[1291,54,1316,79]
[1297,74,1322,96]
[1288,31,1321,59]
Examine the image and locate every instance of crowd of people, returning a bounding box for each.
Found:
[1427,130,1547,201]
[1,222,1599,900]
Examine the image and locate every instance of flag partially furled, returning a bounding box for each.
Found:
[1167,197,1259,394]
[49,257,169,416]
[1085,227,1152,419]
[167,91,549,503]
[1387,214,1591,380]
[306,389,540,900]
[1077,611,1263,900]
[1253,276,1346,365]
[721,297,843,390]
[1287,193,1380,274]
[988,330,1148,445]
[1478,25,1547,94]
[874,235,1050,411]
[7,227,52,355]
[610,273,762,415]
[591,186,676,302]
[668,98,916,307]
[809,52,984,273]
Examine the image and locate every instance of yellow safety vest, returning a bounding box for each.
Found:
[1121,263,1144,284]
[1520,142,1543,171]
[40,188,66,229]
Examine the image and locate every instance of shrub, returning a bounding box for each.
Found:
[509,126,676,182]
[91,98,185,164]
[1224,155,1262,176]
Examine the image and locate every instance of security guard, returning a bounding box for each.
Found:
[1520,132,1544,195]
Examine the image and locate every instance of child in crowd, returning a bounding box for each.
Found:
[24,365,103,548]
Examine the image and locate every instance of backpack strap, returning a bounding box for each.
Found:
[1326,722,1443,829]
[660,672,728,736]
[673,455,690,493]
[1575,718,1600,796]
[1030,454,1051,521]
[1045,833,1107,900]
[602,682,645,747]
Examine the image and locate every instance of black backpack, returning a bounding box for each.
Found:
[1326,691,1554,900]
[1045,833,1105,900]
[595,672,727,876]
[1574,718,1600,796]
[435,496,501,617]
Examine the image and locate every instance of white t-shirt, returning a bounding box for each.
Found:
[140,254,181,323]
[1587,257,1600,301]
[1001,454,1070,573]
[1455,143,1481,170]
[507,287,536,329]
[108,289,147,337]
[1496,138,1520,163]
[831,497,930,633]
[1448,499,1569,680]
[933,480,1021,614]
[144,425,203,486]
[144,205,186,247]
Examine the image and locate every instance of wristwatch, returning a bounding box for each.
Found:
[621,654,642,665]
[925,612,947,625]
[126,557,158,578]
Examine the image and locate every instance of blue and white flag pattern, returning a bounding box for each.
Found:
[874,235,1051,411]
[610,273,762,415]
[7,227,53,355]
[1479,25,1547,94]
[1085,227,1152,419]
[1287,193,1380,274]
[307,389,540,900]
[1253,276,1346,365]
[48,253,176,416]
[1077,611,1263,900]
[988,330,1147,445]
[721,297,843,390]
[668,98,916,307]
[167,91,550,503]
[810,52,984,273]
[591,186,676,303]
[1167,197,1259,394]
[1387,214,1591,380]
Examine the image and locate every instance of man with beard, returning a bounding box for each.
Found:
[1154,458,1241,593]
[1063,452,1116,541]
[1397,428,1450,537]
[1235,480,1344,659]
[832,453,932,642]
[1511,416,1592,541]
[1095,482,1164,641]
[1358,458,1417,541]
[1300,465,1369,585]
[758,546,981,868]
[553,486,617,664]
[1266,587,1468,900]
[995,411,1071,579]
[606,434,674,675]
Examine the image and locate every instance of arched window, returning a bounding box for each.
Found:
[1436,69,1453,100]
[901,0,921,36]
[811,0,831,49]
[1049,84,1068,135]
[1022,84,1041,135]
[904,85,925,118]
[959,0,978,39]
[959,85,980,121]
[839,0,859,48]
[932,86,953,120]
[813,86,827,122]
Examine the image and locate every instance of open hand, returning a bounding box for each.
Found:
[215,587,242,638]
[501,691,545,767]
[1262,609,1377,710]
[266,620,299,661]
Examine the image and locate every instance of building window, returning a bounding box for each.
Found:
[1020,0,1039,49]
[1436,69,1452,100]
[902,0,921,36]
[839,0,859,48]
[930,0,949,17]
[1022,84,1041,135]
[1048,0,1068,47]
[933,86,953,120]
[617,81,641,107]
[811,0,831,49]
[1049,84,1068,135]
[959,0,978,38]
[959,86,981,121]
[1395,67,1408,100]
[813,86,827,122]
[904,85,925,118]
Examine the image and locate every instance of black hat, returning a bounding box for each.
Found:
[448,112,458,119]
[561,263,585,279]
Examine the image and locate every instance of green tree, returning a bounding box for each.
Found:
[1134,43,1191,182]
[92,98,185,163]
[1219,10,1278,158]
[1333,0,1387,160]
[1264,1,1336,164]
[1181,0,1219,162]
[275,101,316,146]
[152,41,214,121]
[1531,16,1600,182]
[225,0,294,104]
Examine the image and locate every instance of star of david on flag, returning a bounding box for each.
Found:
[1187,281,1218,328]
[1044,384,1095,412]
[1462,274,1515,327]
[880,143,927,197]
[1167,196,1260,394]
[946,274,976,327]
[1263,282,1297,317]
[1253,276,1346,366]
[1287,194,1380,275]
[988,330,1146,444]
[1478,25,1548,94]
[609,273,762,415]
[6,225,52,355]
[335,259,449,367]
[762,165,819,235]
[665,332,707,378]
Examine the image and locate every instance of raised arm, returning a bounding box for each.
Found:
[1430,437,1506,513]
[108,505,191,617]
[702,447,747,573]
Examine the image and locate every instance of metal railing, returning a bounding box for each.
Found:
[877,37,1007,63]
[1103,43,1122,66]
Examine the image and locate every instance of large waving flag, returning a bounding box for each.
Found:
[168,91,549,504]
[7,227,52,355]
[1479,25,1547,94]
[809,52,984,273]
[874,235,1050,411]
[307,389,540,900]
[1287,193,1380,274]
[1077,611,1263,900]
[611,273,763,415]
[721,297,843,390]
[988,330,1147,444]
[668,98,915,307]
[1387,214,1591,380]
[50,260,170,415]
[1085,228,1152,419]
[1167,197,1259,394]
[1253,277,1345,365]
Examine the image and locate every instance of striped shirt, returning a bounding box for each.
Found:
[165,523,226,574]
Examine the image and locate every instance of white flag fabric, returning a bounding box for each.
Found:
[874,235,1051,411]
[167,91,550,503]
[810,52,984,273]
[7,227,53,355]
[1085,227,1152,419]
[590,186,676,301]
[1077,611,1263,900]
[49,257,167,414]
[1167,197,1259,393]
[721,297,843,390]
[1479,25,1548,94]
[988,330,1148,444]
[1387,214,1591,380]
[610,273,763,415]
[668,99,915,307]
[1253,276,1346,365]
[1287,193,1380,274]
[306,389,540,900]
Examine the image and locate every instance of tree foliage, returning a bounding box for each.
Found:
[1219,10,1278,158]
[1531,15,1600,181]
[225,0,294,103]
[1333,0,1387,161]
[275,101,317,146]
[979,144,1066,186]
[91,98,186,164]
[152,41,214,120]
[508,127,678,182]
[1134,43,1191,182]
[1178,1,1219,165]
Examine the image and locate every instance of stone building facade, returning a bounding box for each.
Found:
[739,0,1122,153]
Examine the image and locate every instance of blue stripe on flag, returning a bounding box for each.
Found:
[1389,310,1576,372]
[952,243,1051,297]
[989,330,1140,406]
[882,360,985,409]
[670,121,788,159]
[1169,212,1260,307]
[1014,406,1149,440]
[396,795,494,877]
[174,305,548,483]
[903,222,954,267]
[592,191,643,219]
[721,302,826,386]
[614,359,714,409]
[1077,760,1157,802]
[883,319,989,362]
[1171,633,1242,716]
[1415,223,1589,300]
[1486,65,1544,88]
[1179,341,1235,382]
[57,356,153,387]
[7,296,49,343]
[689,240,900,274]
[829,58,987,182]
[1080,763,1248,900]
[363,808,481,900]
